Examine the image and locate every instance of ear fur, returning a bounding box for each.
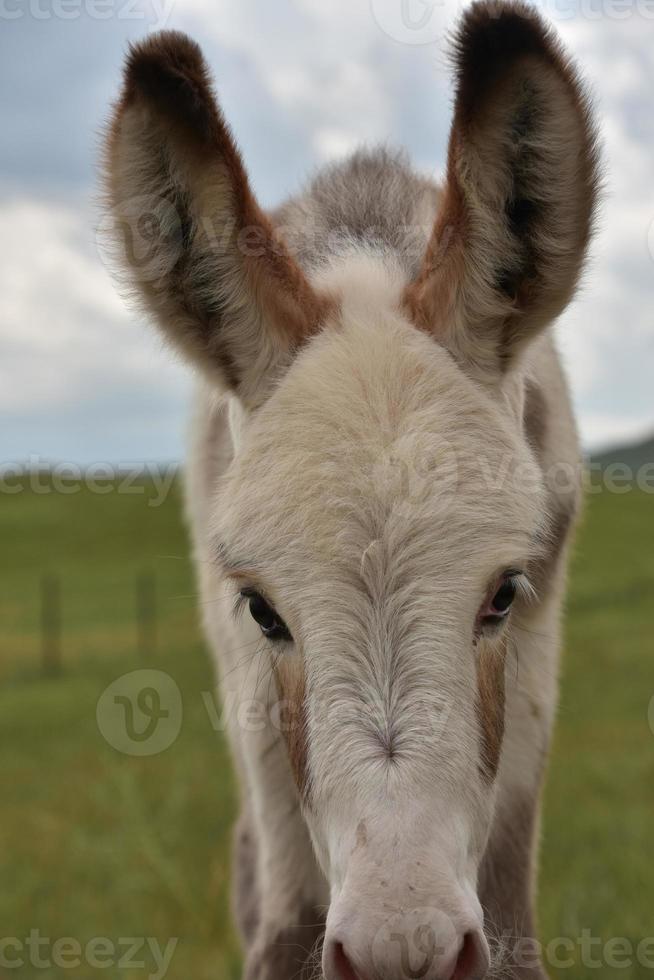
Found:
[404,1,600,380]
[103,31,332,406]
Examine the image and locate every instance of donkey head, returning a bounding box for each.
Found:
[105,3,598,977]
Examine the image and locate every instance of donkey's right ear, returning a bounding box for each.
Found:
[103,31,332,407]
[404,1,600,383]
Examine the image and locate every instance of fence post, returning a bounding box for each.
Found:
[41,573,62,675]
[136,571,157,659]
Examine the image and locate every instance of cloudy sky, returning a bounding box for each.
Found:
[1,0,652,464]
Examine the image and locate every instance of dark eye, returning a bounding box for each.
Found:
[491,578,517,614]
[479,575,519,630]
[243,591,292,642]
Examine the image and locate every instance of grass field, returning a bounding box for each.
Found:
[1,476,653,979]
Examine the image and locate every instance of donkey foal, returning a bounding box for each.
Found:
[104,3,599,978]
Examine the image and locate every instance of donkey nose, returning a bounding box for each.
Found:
[328,942,363,980]
[324,924,490,980]
[449,931,490,980]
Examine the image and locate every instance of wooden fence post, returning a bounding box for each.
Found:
[136,571,157,659]
[41,573,62,675]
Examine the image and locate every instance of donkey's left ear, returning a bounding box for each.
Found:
[404,0,600,380]
[103,31,333,408]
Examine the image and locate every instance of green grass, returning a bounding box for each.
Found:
[0,477,240,980]
[540,488,654,977]
[1,477,653,978]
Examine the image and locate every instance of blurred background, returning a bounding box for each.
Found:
[1,1,652,978]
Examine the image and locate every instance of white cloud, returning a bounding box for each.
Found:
[0,196,191,459]
[313,127,362,162]
[176,0,440,162]
[580,414,654,453]
[540,7,654,444]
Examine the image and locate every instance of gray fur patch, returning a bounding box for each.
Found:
[273,148,439,277]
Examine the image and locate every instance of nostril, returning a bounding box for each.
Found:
[451,931,489,980]
[453,933,476,979]
[332,941,364,980]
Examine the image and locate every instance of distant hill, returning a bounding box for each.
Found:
[591,433,654,471]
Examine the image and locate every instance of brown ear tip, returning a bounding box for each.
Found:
[125,30,204,81]
[123,30,216,139]
[453,1,558,84]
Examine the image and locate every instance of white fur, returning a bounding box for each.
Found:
[186,250,575,979]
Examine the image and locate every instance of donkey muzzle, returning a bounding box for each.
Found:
[322,899,490,980]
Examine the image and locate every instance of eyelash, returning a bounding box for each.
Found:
[233,590,251,620]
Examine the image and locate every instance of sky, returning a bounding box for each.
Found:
[0,0,652,465]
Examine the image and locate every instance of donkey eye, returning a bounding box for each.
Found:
[479,574,519,630]
[243,591,292,642]
[491,579,517,614]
